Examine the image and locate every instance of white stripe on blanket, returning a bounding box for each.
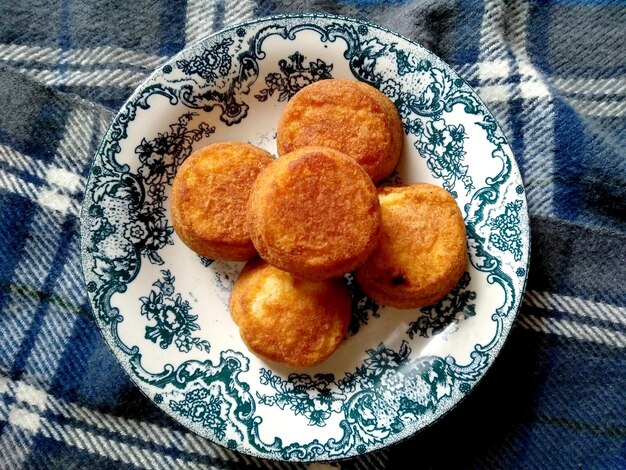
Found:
[0,44,164,69]
[554,77,626,97]
[518,314,626,348]
[524,290,626,326]
[16,67,148,88]
[0,375,288,469]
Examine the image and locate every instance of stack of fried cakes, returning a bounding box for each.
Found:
[170,79,467,367]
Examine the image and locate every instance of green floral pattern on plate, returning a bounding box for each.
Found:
[255,51,333,102]
[489,200,524,261]
[406,272,477,339]
[140,270,210,353]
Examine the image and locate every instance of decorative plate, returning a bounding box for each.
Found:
[80,14,530,462]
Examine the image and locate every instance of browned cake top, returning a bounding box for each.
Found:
[171,142,274,259]
[229,259,351,367]
[247,146,381,279]
[277,79,403,183]
[355,183,467,308]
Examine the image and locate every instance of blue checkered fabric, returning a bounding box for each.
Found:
[0,1,624,469]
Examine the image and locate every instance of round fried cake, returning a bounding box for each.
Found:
[277,79,404,184]
[171,142,274,260]
[229,259,351,367]
[247,146,381,280]
[355,183,467,309]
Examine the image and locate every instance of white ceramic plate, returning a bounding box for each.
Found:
[80,14,530,462]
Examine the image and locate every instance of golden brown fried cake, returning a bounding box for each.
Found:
[229,259,351,367]
[355,183,467,309]
[277,79,404,184]
[247,146,381,280]
[171,142,274,260]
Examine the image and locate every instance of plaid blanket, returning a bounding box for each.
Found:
[0,1,624,468]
